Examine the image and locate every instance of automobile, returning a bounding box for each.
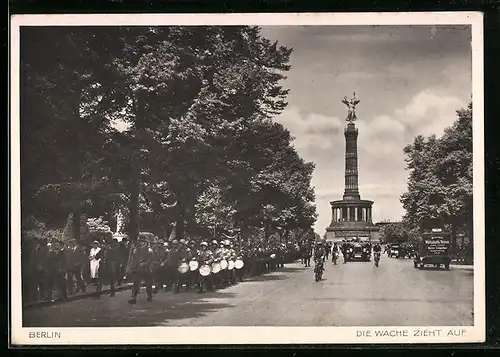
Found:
[346,239,371,262]
[414,228,451,270]
[388,244,400,258]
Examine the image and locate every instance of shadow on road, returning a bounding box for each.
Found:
[304,296,471,304]
[23,291,240,327]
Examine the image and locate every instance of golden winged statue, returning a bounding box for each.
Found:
[342,92,360,122]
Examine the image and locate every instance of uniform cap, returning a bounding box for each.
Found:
[163,242,169,247]
[201,242,208,247]
[172,239,179,244]
[212,240,218,245]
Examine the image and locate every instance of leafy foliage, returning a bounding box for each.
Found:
[21,26,317,245]
[400,103,473,248]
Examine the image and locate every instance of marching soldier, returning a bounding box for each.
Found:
[152,241,167,293]
[47,240,68,301]
[65,239,86,295]
[187,241,199,289]
[96,239,120,298]
[197,241,213,293]
[234,243,245,282]
[177,239,191,291]
[210,240,223,289]
[126,237,154,304]
[166,239,181,293]
[117,238,129,286]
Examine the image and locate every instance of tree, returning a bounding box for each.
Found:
[400,103,473,251]
[381,222,408,244]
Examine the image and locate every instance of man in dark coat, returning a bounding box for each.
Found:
[126,238,154,304]
[65,239,86,295]
[47,240,68,300]
[96,239,120,298]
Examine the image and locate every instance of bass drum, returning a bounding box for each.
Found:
[220,259,228,270]
[228,260,235,270]
[199,265,211,277]
[178,262,189,274]
[270,253,276,259]
[211,262,221,274]
[234,259,244,270]
[189,260,199,271]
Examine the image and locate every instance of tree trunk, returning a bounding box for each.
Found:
[451,218,457,257]
[72,211,82,244]
[128,164,140,243]
[175,197,185,240]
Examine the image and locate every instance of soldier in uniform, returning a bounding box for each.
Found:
[152,241,166,293]
[341,239,348,264]
[159,241,171,291]
[65,239,86,295]
[228,242,239,285]
[210,240,223,289]
[117,238,129,286]
[166,239,180,292]
[234,242,245,282]
[177,239,191,291]
[47,240,68,301]
[126,237,154,304]
[197,241,213,293]
[97,238,121,298]
[187,241,199,289]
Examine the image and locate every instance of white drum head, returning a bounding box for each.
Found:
[228,260,235,270]
[189,260,199,271]
[178,263,189,274]
[270,254,276,259]
[211,262,221,274]
[220,259,228,270]
[235,259,244,269]
[199,265,211,276]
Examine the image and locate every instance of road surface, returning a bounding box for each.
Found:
[23,255,474,327]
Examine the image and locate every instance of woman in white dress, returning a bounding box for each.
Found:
[89,240,101,283]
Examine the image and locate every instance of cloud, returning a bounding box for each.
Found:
[396,90,464,137]
[274,90,466,235]
[274,106,343,156]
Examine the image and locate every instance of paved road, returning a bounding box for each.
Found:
[23,255,473,327]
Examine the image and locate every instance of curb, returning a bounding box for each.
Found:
[24,283,133,310]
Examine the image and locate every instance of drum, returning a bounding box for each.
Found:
[220,259,228,270]
[235,259,244,269]
[211,262,221,274]
[189,260,199,271]
[270,253,276,259]
[199,265,211,277]
[178,262,189,274]
[228,260,235,270]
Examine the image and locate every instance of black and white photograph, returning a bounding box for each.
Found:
[10,13,484,344]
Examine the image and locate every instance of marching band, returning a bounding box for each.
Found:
[22,233,303,305]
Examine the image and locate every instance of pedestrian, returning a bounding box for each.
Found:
[96,239,120,298]
[197,241,213,293]
[89,240,101,285]
[127,238,154,304]
[65,239,86,295]
[47,240,68,301]
[341,240,348,264]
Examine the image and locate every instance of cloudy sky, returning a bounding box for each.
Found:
[259,25,472,235]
